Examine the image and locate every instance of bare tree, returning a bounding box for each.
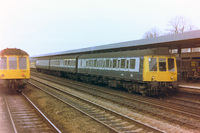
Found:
[167,16,196,34]
[143,27,162,39]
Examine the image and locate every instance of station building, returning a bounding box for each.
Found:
[33,30,200,81]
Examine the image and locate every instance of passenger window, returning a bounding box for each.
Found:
[86,60,89,67]
[149,58,157,71]
[94,60,97,67]
[159,58,166,71]
[0,57,7,70]
[97,60,99,67]
[72,60,75,66]
[79,60,81,67]
[82,60,86,67]
[109,60,113,68]
[9,57,17,69]
[121,59,125,68]
[103,60,106,67]
[168,58,175,71]
[89,60,93,67]
[19,57,27,69]
[117,60,120,68]
[113,59,117,68]
[126,60,129,69]
[64,60,68,66]
[130,59,136,69]
[55,60,60,65]
[100,60,102,67]
[69,60,72,66]
[106,59,109,68]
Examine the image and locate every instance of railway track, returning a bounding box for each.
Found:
[162,95,200,110]
[29,77,164,133]
[31,71,200,130]
[0,90,61,133]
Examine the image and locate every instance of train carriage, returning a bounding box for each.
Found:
[78,48,178,95]
[36,54,79,78]
[35,47,178,96]
[78,50,143,82]
[35,57,50,71]
[0,48,30,90]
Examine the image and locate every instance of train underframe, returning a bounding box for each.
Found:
[78,74,178,96]
[0,79,28,91]
[38,68,178,96]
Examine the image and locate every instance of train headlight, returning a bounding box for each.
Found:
[151,76,155,81]
[171,77,174,80]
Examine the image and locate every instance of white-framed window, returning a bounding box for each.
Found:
[36,60,49,66]
[78,59,86,68]
[62,59,75,68]
[78,57,140,72]
[121,59,126,69]
[129,57,140,72]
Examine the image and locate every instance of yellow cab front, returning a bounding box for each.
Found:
[143,55,177,82]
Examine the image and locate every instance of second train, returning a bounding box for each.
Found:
[36,48,178,96]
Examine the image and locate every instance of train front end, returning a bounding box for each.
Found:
[143,55,178,95]
[0,48,30,90]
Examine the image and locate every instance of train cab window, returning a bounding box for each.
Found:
[0,57,7,69]
[9,57,17,69]
[159,58,166,71]
[168,58,175,71]
[121,59,126,68]
[19,57,27,69]
[130,59,135,69]
[113,59,117,68]
[149,58,157,71]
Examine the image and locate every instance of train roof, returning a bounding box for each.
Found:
[79,48,170,59]
[0,48,29,56]
[33,30,200,58]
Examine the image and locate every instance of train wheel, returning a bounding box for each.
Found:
[141,89,147,96]
[126,83,133,93]
[127,87,133,93]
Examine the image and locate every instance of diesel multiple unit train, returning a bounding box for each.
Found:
[36,48,178,96]
[0,48,30,90]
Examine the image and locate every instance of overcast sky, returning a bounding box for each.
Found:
[0,0,200,56]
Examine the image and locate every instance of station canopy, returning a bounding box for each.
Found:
[33,30,200,58]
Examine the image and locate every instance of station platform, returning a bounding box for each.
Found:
[178,82,200,94]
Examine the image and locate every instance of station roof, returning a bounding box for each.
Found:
[33,30,200,58]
